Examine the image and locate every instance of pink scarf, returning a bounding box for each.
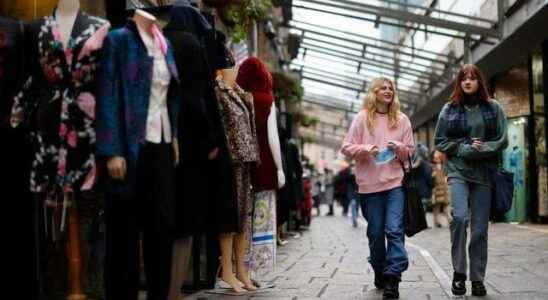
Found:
[151,24,168,56]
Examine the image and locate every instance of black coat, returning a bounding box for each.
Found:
[0,18,36,299]
[278,138,303,218]
[0,17,26,126]
[164,7,238,236]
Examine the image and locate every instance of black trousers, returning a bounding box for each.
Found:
[104,143,174,300]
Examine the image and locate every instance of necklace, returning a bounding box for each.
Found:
[464,104,479,112]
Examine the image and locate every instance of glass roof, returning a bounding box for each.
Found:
[290,0,496,114]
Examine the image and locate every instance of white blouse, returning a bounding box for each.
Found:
[138,27,172,144]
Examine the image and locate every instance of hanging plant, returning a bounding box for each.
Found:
[213,0,272,43]
[302,133,316,145]
[300,114,319,128]
[272,71,303,104]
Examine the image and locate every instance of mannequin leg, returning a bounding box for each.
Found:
[167,237,193,300]
[66,194,87,300]
[218,234,245,293]
[234,232,257,291]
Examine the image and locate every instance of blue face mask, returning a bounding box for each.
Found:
[375,148,396,165]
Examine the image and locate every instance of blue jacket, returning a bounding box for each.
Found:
[96,20,180,194]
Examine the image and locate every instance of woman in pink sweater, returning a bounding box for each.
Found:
[341,77,414,299]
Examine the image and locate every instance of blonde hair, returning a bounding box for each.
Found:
[362,77,401,133]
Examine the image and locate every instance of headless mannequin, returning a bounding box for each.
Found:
[267,104,285,188]
[266,103,287,244]
[55,2,86,300]
[56,0,79,49]
[107,9,179,181]
[216,68,257,293]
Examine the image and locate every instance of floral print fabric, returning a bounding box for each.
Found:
[11,11,109,193]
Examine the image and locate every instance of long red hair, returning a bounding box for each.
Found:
[450,64,490,104]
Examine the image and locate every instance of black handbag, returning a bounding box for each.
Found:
[400,156,428,237]
[491,167,514,215]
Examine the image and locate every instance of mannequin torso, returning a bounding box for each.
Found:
[217,68,237,88]
[133,9,156,39]
[56,0,80,49]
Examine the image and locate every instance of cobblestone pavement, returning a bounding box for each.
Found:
[185,206,548,300]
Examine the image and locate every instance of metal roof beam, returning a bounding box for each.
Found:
[295,52,426,91]
[292,3,476,41]
[301,99,357,113]
[303,93,360,110]
[297,0,499,38]
[301,43,440,85]
[291,19,454,61]
[294,63,425,97]
[300,74,415,105]
[300,30,449,72]
[291,24,453,67]
[378,0,495,25]
[301,38,441,79]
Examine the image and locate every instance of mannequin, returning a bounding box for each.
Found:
[56,0,79,48]
[105,10,155,180]
[56,3,85,300]
[96,9,180,299]
[163,4,222,297]
[133,8,155,34]
[10,1,110,299]
[106,9,179,181]
[267,104,286,188]
[212,35,261,293]
[216,67,256,293]
[235,57,285,275]
[266,103,288,244]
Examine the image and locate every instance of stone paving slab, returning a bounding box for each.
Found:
[184,207,548,300]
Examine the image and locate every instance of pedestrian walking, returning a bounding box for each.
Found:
[312,176,322,216]
[430,150,452,227]
[411,144,434,214]
[334,165,351,216]
[324,169,335,216]
[341,77,414,299]
[434,64,508,297]
[346,164,359,228]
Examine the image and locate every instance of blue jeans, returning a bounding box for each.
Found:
[351,198,359,226]
[448,178,491,281]
[359,187,408,277]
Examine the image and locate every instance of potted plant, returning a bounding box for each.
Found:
[272,71,303,105]
[213,0,272,43]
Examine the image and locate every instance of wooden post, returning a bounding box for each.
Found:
[66,193,86,300]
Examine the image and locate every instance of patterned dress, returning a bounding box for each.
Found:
[215,78,260,233]
[11,11,109,196]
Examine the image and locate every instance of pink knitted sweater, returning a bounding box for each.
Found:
[341,110,415,194]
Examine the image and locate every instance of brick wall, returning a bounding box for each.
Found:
[493,67,531,118]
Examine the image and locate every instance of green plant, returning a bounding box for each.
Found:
[300,114,319,128]
[272,71,303,104]
[302,133,316,144]
[225,0,272,43]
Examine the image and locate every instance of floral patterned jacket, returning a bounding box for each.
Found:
[11,10,110,194]
[215,78,259,164]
